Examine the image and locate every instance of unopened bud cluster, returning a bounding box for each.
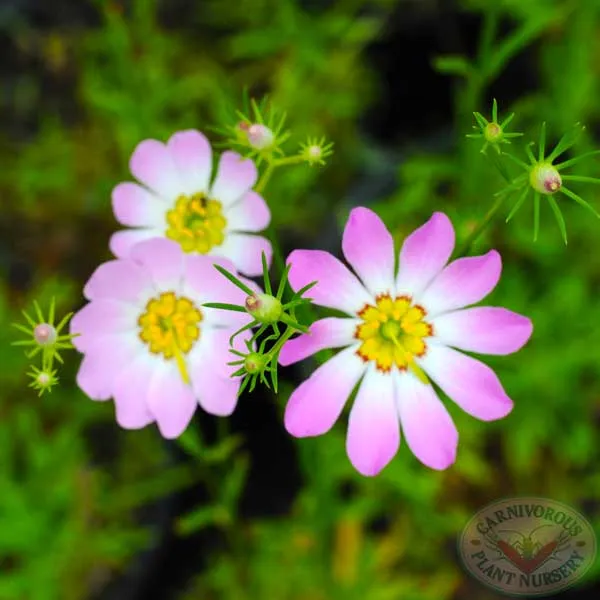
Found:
[245,293,283,324]
[530,164,562,195]
[11,298,77,396]
[34,323,57,346]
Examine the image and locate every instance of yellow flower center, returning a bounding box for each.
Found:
[355,294,433,379]
[165,193,227,254]
[138,292,202,383]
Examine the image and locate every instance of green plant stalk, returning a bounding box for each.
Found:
[455,151,513,257]
[265,324,297,361]
[455,194,506,258]
[255,160,276,193]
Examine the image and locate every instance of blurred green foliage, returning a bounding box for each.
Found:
[1,0,600,598]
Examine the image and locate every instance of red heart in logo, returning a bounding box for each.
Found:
[496,540,558,574]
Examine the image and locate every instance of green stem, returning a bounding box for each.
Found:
[478,7,499,73]
[489,151,513,183]
[255,160,276,194]
[273,154,305,167]
[455,194,506,258]
[266,325,297,360]
[455,148,514,257]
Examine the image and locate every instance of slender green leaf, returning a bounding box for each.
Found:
[547,196,567,245]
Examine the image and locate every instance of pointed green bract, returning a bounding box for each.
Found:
[474,112,600,243]
[547,196,567,245]
[12,297,76,395]
[506,187,530,223]
[468,99,524,154]
[533,192,541,242]
[561,187,600,219]
[205,255,316,395]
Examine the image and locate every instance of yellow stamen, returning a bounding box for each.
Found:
[165,192,227,254]
[138,292,201,384]
[355,294,433,377]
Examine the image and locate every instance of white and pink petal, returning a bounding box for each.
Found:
[130,139,184,200]
[342,207,395,296]
[396,372,458,470]
[284,346,366,438]
[396,212,455,297]
[418,344,513,421]
[70,299,138,352]
[112,182,167,228]
[279,317,358,366]
[210,151,258,207]
[112,354,156,429]
[214,233,272,277]
[75,334,141,401]
[146,361,197,439]
[130,238,185,292]
[418,250,502,316]
[188,327,248,416]
[83,259,153,304]
[167,129,212,195]
[287,250,372,316]
[346,367,400,477]
[431,307,533,356]
[109,228,164,260]
[225,190,271,233]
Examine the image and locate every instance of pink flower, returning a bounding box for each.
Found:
[280,208,533,476]
[110,130,272,277]
[71,238,256,438]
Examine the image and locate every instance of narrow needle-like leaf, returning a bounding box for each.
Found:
[500,112,515,129]
[203,302,247,313]
[21,310,36,328]
[261,252,272,295]
[276,263,292,300]
[502,152,530,170]
[291,280,318,299]
[506,187,530,223]
[33,300,44,323]
[229,321,257,346]
[525,143,536,164]
[555,149,600,170]
[213,264,255,295]
[55,312,74,334]
[12,323,33,336]
[561,187,600,218]
[547,196,567,245]
[238,376,251,397]
[533,192,541,241]
[49,297,56,326]
[547,125,584,163]
[473,112,488,129]
[562,175,600,184]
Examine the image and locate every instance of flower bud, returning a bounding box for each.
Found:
[244,352,268,374]
[34,323,57,346]
[244,293,282,323]
[530,164,562,195]
[484,122,503,143]
[247,124,275,150]
[37,372,51,386]
[307,145,322,160]
[235,121,251,142]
